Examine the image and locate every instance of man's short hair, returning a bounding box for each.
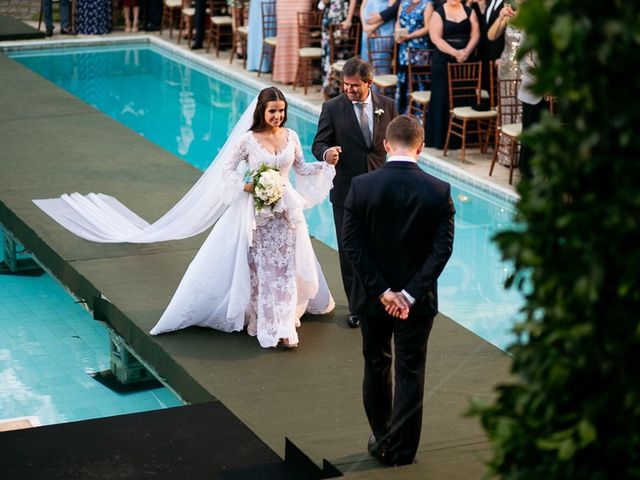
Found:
[386,115,424,149]
[342,57,374,83]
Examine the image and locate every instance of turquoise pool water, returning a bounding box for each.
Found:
[0,233,182,427]
[9,43,522,354]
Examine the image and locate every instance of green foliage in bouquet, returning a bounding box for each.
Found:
[470,0,640,478]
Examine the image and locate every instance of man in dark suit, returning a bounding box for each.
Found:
[342,115,455,466]
[312,56,397,329]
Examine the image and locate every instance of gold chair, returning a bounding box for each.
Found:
[407,48,433,124]
[257,1,277,78]
[327,22,361,88]
[489,78,522,184]
[229,1,249,66]
[368,34,397,97]
[293,10,323,95]
[206,0,233,56]
[443,61,498,162]
[160,0,182,38]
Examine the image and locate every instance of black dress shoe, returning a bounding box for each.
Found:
[144,24,160,31]
[347,314,361,328]
[60,28,74,35]
[190,42,203,50]
[367,435,393,466]
[45,26,54,37]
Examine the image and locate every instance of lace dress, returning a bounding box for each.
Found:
[150,128,336,348]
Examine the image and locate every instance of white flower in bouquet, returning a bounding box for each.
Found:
[252,164,284,212]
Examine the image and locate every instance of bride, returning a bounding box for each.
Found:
[34,87,337,349]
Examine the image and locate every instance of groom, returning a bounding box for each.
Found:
[342,115,455,466]
[312,56,397,329]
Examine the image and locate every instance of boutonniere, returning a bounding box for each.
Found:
[374,108,384,122]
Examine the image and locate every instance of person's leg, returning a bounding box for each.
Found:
[122,1,131,33]
[59,0,71,32]
[361,315,394,445]
[519,98,549,180]
[132,5,140,32]
[387,316,434,465]
[43,0,54,35]
[332,204,356,320]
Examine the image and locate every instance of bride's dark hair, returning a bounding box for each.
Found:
[250,87,288,132]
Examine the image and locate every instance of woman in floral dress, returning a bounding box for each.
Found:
[319,0,357,98]
[394,0,434,113]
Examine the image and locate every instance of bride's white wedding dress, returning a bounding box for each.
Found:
[151,128,336,347]
[32,98,336,348]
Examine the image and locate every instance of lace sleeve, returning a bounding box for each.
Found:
[292,130,332,176]
[290,130,335,208]
[222,133,249,197]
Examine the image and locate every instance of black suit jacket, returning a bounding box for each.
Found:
[342,161,455,319]
[312,92,397,207]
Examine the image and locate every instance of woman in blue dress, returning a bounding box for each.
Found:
[246,0,275,73]
[394,0,434,113]
[360,0,395,62]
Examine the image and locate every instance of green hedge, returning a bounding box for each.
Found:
[471,0,640,478]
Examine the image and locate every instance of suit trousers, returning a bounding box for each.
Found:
[361,313,434,465]
[332,204,354,311]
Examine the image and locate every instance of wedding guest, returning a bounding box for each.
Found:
[488,1,523,168]
[425,0,479,149]
[142,0,162,31]
[394,0,434,113]
[43,0,71,36]
[342,115,455,466]
[319,0,357,98]
[363,0,400,25]
[273,0,311,84]
[469,0,505,93]
[246,0,275,72]
[360,0,395,62]
[190,0,206,50]
[123,0,140,32]
[312,57,397,329]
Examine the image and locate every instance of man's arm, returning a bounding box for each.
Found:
[404,189,455,300]
[312,102,335,162]
[342,180,389,298]
[373,0,400,24]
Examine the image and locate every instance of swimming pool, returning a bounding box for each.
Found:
[8,41,522,352]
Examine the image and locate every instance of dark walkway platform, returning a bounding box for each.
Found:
[0,50,511,478]
[0,16,45,41]
[0,402,301,480]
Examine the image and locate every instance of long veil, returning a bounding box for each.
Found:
[33,96,259,243]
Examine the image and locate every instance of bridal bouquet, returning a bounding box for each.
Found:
[250,164,284,212]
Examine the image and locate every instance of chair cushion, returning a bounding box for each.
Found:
[501,122,522,137]
[182,7,195,16]
[164,0,181,8]
[237,25,248,35]
[410,91,431,104]
[299,47,322,58]
[211,16,232,25]
[331,60,346,72]
[452,106,498,119]
[373,74,397,88]
[264,36,277,46]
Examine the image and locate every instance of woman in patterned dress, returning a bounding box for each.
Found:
[394,0,434,113]
[319,0,357,98]
[272,0,312,84]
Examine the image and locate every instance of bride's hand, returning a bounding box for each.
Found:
[244,183,254,193]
